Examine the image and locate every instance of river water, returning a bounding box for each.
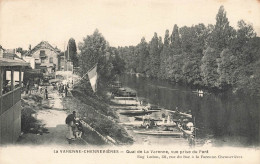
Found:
[120,74,260,147]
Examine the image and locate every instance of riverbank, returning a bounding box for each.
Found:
[17,82,134,146]
[62,84,134,145]
[17,86,90,146]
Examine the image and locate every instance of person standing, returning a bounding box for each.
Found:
[65,111,77,143]
[65,85,68,97]
[26,82,30,94]
[44,86,48,99]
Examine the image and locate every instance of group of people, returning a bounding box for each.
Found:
[24,81,49,99]
[57,82,69,97]
[65,111,83,144]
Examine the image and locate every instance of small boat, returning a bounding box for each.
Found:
[119,110,159,116]
[134,116,162,121]
[112,106,142,110]
[111,99,139,106]
[113,96,136,100]
[113,87,137,97]
[167,110,192,118]
[133,130,183,137]
[120,120,177,127]
[177,123,194,136]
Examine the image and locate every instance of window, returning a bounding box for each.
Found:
[40,50,46,57]
[49,57,53,63]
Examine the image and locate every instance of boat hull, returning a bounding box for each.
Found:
[133,130,183,136]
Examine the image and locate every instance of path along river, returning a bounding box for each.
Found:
[119,74,260,147]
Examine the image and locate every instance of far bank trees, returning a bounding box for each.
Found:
[118,6,260,96]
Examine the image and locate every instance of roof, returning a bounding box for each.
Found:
[3,53,22,60]
[40,63,54,67]
[0,57,30,67]
[25,41,61,56]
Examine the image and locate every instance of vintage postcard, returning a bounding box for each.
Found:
[0,0,259,164]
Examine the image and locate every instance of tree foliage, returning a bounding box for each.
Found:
[78,29,125,89]
[117,6,260,96]
[66,38,79,67]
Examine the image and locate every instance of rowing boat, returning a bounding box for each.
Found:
[167,110,192,118]
[120,121,177,127]
[134,116,162,121]
[133,130,183,136]
[119,110,159,116]
[176,123,194,136]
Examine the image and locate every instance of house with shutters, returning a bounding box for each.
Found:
[24,41,61,76]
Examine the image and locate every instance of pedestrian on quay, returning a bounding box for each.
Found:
[44,86,48,99]
[26,81,30,94]
[65,85,68,97]
[65,111,77,144]
[39,85,42,94]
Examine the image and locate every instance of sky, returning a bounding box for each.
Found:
[0,0,260,50]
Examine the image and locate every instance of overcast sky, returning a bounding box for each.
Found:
[0,0,260,50]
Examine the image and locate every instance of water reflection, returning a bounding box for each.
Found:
[120,74,260,147]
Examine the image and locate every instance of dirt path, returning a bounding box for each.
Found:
[17,87,86,146]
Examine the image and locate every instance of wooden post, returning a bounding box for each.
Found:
[0,67,3,96]
[19,68,22,87]
[11,69,14,91]
[0,67,2,144]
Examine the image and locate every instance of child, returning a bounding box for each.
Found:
[74,121,83,138]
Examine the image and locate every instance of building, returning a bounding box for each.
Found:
[24,41,61,76]
[0,57,29,144]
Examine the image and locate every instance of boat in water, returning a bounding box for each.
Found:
[133,129,183,137]
[167,110,192,118]
[120,120,177,127]
[119,109,159,116]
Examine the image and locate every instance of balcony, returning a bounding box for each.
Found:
[0,87,21,115]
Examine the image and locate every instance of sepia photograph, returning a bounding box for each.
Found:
[0,0,259,163]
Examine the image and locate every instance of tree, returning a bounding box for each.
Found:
[78,29,113,86]
[201,47,219,87]
[148,32,160,77]
[66,38,79,67]
[209,6,235,52]
[216,48,238,88]
[164,29,170,46]
[170,24,181,54]
[231,20,256,53]
[135,37,149,74]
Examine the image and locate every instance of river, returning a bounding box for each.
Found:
[119,74,260,147]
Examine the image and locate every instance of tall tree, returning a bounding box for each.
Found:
[170,24,181,54]
[67,38,78,67]
[164,29,170,46]
[79,29,113,85]
[216,48,238,88]
[201,47,219,87]
[136,37,149,73]
[148,32,160,77]
[209,6,235,52]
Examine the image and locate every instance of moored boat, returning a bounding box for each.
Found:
[133,129,183,137]
[119,109,159,116]
[134,116,162,121]
[167,110,192,118]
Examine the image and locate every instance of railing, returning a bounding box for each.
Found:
[0,87,21,115]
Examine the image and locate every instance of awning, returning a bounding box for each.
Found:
[0,57,30,67]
